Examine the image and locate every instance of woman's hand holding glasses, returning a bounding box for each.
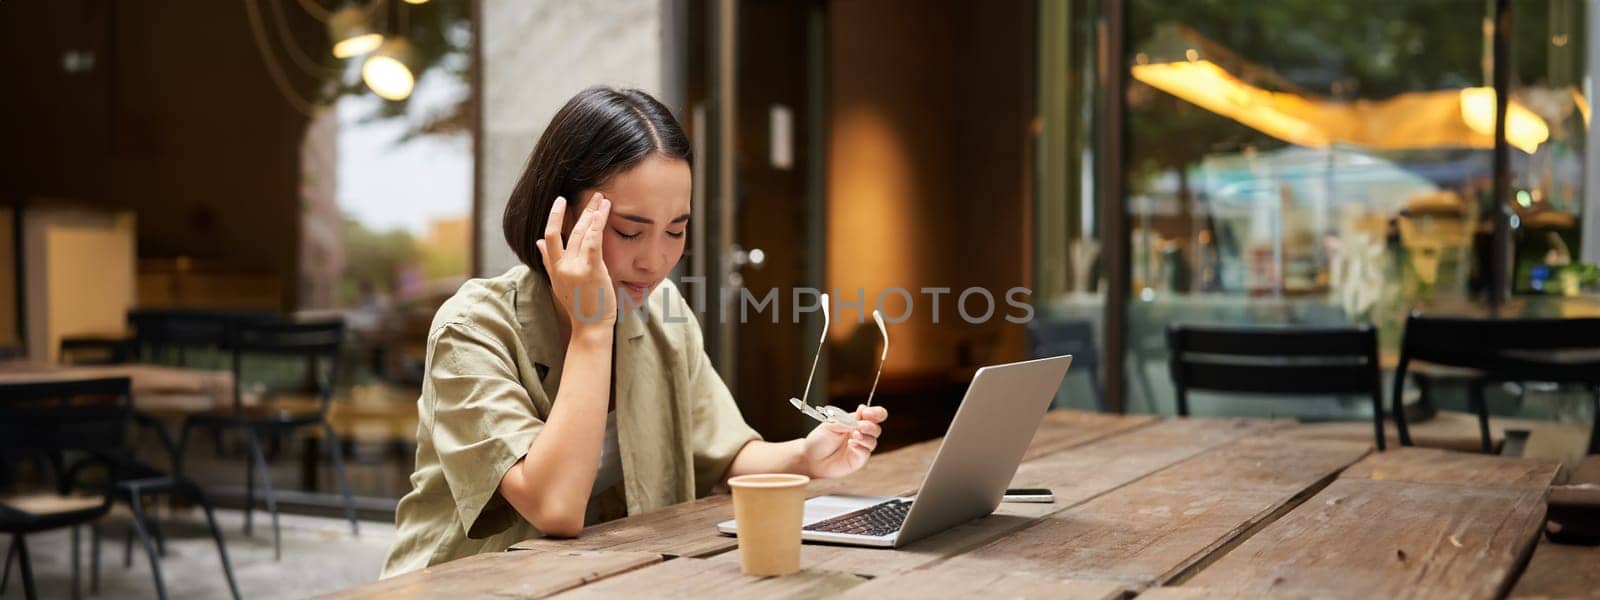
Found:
[803,404,888,479]
[791,293,891,478]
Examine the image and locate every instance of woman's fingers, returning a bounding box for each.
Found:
[853,419,882,439]
[821,421,854,436]
[850,432,878,452]
[566,192,605,252]
[535,239,553,274]
[542,196,568,264]
[565,199,596,254]
[581,197,610,259]
[854,405,888,424]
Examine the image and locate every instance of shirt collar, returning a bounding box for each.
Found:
[514,266,648,370]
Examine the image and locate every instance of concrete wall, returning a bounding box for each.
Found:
[478,0,670,276]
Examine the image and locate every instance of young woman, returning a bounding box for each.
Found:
[382,87,889,576]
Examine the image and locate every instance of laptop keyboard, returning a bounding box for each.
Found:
[803,499,912,537]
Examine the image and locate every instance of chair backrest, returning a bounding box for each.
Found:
[230,319,344,358]
[1026,319,1100,368]
[0,377,133,455]
[1396,314,1600,382]
[228,319,345,414]
[1166,323,1380,416]
[128,309,229,345]
[128,309,240,364]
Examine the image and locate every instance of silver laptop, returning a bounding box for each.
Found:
[716,354,1072,548]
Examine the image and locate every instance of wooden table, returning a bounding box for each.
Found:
[326,410,1582,599]
[0,360,233,413]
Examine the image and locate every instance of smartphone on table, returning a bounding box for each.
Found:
[1002,488,1054,503]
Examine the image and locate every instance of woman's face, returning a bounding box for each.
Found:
[571,153,692,309]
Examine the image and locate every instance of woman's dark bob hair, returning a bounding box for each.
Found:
[502,86,692,278]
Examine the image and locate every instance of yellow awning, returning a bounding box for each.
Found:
[1132,59,1549,153]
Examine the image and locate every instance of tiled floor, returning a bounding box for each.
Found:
[2,508,395,600]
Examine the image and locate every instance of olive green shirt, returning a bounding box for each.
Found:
[381,266,762,577]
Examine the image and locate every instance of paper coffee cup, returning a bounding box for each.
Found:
[727,473,810,576]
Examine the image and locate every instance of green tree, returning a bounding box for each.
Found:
[340,215,418,305]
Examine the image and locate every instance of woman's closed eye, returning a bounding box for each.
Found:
[613,227,686,240]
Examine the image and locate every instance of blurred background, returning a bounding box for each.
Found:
[0,0,1597,597]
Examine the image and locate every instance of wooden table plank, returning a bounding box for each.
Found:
[1284,410,1589,456]
[835,564,1126,600]
[1133,588,1234,599]
[315,549,662,600]
[707,418,1285,578]
[705,504,1040,578]
[935,434,1371,588]
[550,558,865,599]
[1021,410,1161,462]
[0,361,231,395]
[807,409,1157,497]
[1339,447,1562,489]
[515,410,1154,558]
[1179,478,1548,599]
[513,495,739,558]
[1133,587,1298,599]
[1003,418,1290,519]
[1508,540,1600,599]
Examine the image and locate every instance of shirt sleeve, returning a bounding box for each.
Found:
[425,322,545,539]
[678,296,763,497]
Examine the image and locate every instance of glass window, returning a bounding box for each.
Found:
[1032,0,1108,411]
[1120,0,1592,417]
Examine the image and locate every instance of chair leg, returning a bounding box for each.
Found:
[90,525,101,595]
[1469,380,1493,454]
[16,534,38,600]
[323,421,360,536]
[246,427,282,561]
[176,420,196,479]
[192,486,242,600]
[71,526,81,600]
[244,426,255,537]
[1371,392,1387,452]
[122,527,133,569]
[137,412,183,474]
[145,496,166,557]
[2,533,13,595]
[1392,369,1414,447]
[128,492,170,600]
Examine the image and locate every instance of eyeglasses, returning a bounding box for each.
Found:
[789,293,889,427]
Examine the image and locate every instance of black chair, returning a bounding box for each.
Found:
[1391,314,1600,455]
[1167,323,1385,450]
[127,309,269,367]
[57,310,264,471]
[0,377,123,600]
[0,377,242,600]
[1026,319,1106,411]
[179,318,359,560]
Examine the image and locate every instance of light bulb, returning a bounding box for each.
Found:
[328,5,382,58]
[363,54,414,101]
